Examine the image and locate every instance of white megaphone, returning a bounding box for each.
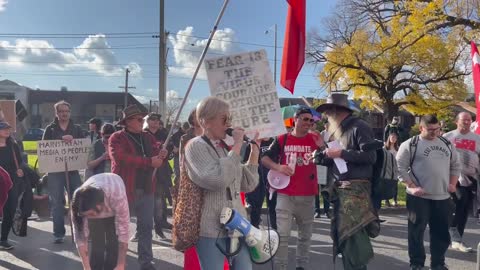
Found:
[266,153,296,199]
[220,207,279,264]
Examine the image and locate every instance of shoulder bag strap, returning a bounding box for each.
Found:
[201,135,220,158]
[279,133,289,164]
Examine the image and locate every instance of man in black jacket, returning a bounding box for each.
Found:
[42,100,84,244]
[315,93,378,270]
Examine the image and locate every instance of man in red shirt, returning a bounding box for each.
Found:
[109,105,168,270]
[262,107,322,270]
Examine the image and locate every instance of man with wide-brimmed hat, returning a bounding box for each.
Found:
[314,93,378,270]
[108,104,168,270]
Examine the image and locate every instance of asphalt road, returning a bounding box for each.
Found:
[0,208,479,270]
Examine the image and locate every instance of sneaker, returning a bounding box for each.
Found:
[53,236,64,244]
[130,232,138,242]
[314,211,321,218]
[156,229,166,239]
[410,265,424,270]
[0,241,13,250]
[451,241,473,253]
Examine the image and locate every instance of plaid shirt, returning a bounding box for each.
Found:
[109,130,160,202]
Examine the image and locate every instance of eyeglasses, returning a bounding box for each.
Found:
[426,127,440,132]
[300,117,315,123]
[57,110,70,113]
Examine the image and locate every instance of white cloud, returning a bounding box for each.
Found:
[0,34,142,76]
[167,89,180,100]
[168,26,241,79]
[0,0,7,12]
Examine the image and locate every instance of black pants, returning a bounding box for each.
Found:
[245,178,266,228]
[406,194,451,268]
[154,190,168,232]
[451,184,475,238]
[1,181,19,241]
[315,186,330,214]
[89,217,118,270]
[265,189,277,230]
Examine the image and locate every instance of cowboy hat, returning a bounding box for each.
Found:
[118,105,148,125]
[315,93,353,113]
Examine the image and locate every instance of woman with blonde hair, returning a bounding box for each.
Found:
[184,97,259,269]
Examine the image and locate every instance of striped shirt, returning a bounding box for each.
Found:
[72,173,130,248]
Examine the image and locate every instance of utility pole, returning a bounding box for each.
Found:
[159,0,167,118]
[118,68,136,109]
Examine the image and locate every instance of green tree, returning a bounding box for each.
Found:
[309,0,480,121]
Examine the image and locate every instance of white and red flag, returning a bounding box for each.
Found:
[280,0,306,94]
[471,41,480,134]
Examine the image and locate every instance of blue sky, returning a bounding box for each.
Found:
[0,0,337,117]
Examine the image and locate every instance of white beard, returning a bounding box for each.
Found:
[326,116,342,141]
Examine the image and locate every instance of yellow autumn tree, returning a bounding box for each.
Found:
[310,0,480,120]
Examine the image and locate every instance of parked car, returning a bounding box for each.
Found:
[23,128,44,141]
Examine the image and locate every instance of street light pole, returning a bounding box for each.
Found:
[266,24,278,85]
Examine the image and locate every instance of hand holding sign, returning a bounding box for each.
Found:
[62,135,74,143]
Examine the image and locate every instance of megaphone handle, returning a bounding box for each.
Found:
[269,188,275,200]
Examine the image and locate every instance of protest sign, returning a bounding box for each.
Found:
[0,100,16,132]
[205,49,286,139]
[37,138,91,173]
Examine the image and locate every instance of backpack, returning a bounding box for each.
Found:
[371,147,398,200]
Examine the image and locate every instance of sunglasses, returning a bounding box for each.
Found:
[300,117,315,123]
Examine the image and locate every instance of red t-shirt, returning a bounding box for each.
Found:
[271,133,319,196]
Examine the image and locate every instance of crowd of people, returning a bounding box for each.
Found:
[0,93,478,270]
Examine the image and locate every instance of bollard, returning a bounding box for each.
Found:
[477,242,480,270]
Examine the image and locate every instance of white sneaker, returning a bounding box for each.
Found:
[451,241,473,253]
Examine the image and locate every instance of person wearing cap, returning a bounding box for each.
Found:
[108,104,168,270]
[0,121,24,250]
[314,93,378,270]
[143,113,173,240]
[261,106,323,270]
[145,113,168,143]
[88,117,103,143]
[42,100,85,244]
[87,123,116,176]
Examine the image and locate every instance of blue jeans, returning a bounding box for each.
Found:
[196,237,252,270]
[47,171,81,238]
[135,191,154,269]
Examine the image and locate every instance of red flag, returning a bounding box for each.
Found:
[471,41,480,134]
[280,0,306,94]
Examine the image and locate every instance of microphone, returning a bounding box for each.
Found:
[226,128,257,145]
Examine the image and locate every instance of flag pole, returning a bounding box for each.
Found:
[162,0,230,148]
